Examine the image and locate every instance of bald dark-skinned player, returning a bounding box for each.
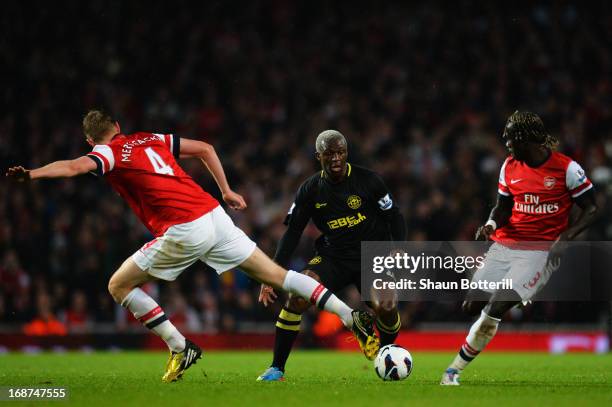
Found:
[257,130,406,381]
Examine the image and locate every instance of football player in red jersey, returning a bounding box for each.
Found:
[441,111,599,385]
[6,110,380,382]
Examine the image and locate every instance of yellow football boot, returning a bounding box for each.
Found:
[161,339,202,383]
[350,311,380,360]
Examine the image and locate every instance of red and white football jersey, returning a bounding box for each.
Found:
[87,132,219,237]
[493,151,592,243]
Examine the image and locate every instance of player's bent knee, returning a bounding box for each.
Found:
[485,301,517,319]
[490,289,522,303]
[484,290,522,319]
[107,276,125,304]
[107,262,149,304]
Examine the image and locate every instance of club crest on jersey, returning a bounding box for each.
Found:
[308,256,322,265]
[347,195,362,210]
[543,176,556,190]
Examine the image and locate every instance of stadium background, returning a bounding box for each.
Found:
[1,1,611,352]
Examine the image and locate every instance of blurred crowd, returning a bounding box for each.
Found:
[1,1,611,335]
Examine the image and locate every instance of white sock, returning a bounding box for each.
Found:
[282,270,353,327]
[121,288,186,353]
[449,311,500,371]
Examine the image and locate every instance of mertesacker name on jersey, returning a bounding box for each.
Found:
[121,136,161,162]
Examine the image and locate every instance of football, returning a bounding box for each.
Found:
[374,344,413,381]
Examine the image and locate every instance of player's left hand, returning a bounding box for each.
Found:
[5,166,31,182]
[223,190,247,210]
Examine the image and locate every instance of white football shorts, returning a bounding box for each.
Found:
[132,206,256,281]
[471,242,553,301]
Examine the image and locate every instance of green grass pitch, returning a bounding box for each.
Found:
[1,351,610,406]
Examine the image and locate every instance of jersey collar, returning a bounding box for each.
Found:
[320,163,352,179]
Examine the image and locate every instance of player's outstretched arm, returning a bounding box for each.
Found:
[6,157,97,181]
[179,138,246,210]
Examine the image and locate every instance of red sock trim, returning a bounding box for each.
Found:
[463,342,480,356]
[310,284,325,305]
[139,306,163,323]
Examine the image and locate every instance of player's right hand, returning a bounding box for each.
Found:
[258,284,277,307]
[5,166,31,182]
[475,225,494,241]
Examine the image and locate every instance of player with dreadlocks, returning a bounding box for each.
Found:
[440,111,599,385]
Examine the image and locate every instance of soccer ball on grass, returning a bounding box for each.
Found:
[374,344,413,381]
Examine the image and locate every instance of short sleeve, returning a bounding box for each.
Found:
[87,145,115,176]
[566,160,593,198]
[368,173,395,211]
[153,133,180,159]
[497,158,511,196]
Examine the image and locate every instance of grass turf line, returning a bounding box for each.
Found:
[0,351,610,407]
